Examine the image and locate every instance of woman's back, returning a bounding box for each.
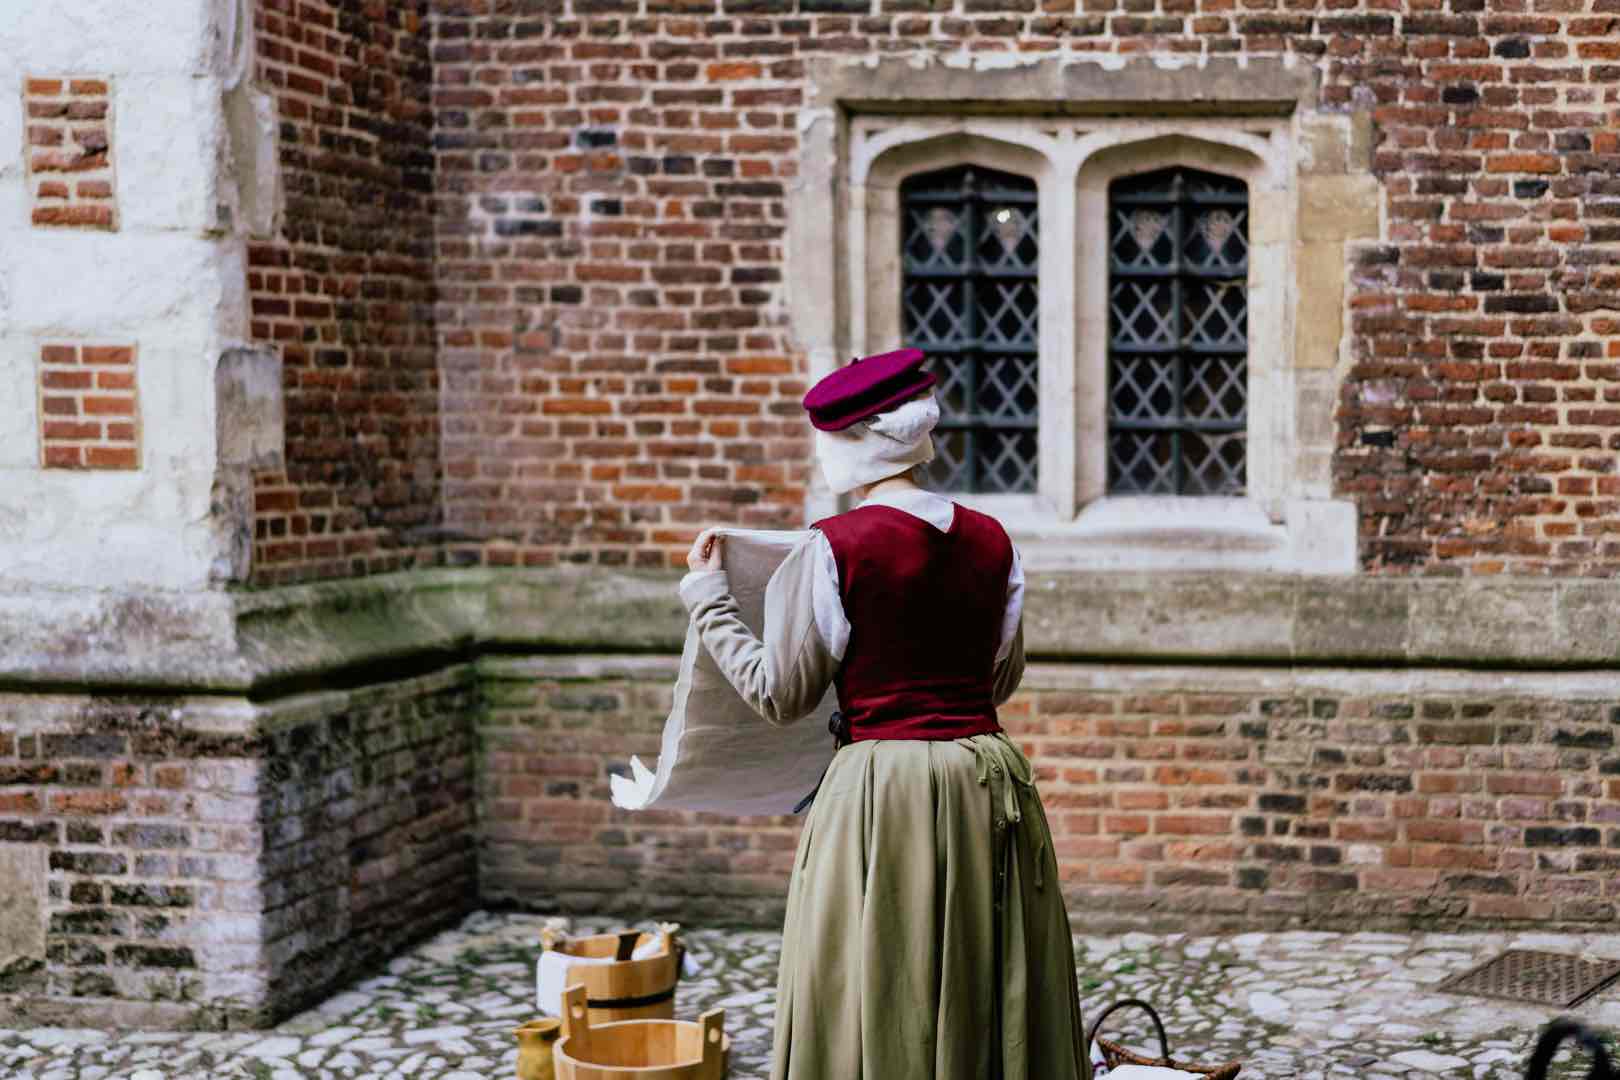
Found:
[816,501,1012,741]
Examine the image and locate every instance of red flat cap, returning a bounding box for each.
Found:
[802,348,936,431]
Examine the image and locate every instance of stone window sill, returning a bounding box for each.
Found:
[951,494,1357,575]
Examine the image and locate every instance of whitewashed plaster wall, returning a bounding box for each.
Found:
[0,2,256,592]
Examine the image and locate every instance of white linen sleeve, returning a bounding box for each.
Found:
[811,530,850,663]
[678,568,724,596]
[676,538,841,728]
[995,544,1025,666]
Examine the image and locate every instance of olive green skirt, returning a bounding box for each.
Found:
[771,733,1090,1080]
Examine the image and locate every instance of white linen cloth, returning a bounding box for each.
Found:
[609,528,840,816]
[1102,1066,1205,1079]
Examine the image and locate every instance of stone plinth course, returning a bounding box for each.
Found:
[3,912,1618,1079]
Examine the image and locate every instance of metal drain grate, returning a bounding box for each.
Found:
[1438,950,1620,1008]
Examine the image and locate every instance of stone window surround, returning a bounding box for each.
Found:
[789,57,1376,574]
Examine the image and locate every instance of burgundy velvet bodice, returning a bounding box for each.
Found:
[812,502,1012,742]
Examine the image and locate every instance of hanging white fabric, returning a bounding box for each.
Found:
[610,529,839,817]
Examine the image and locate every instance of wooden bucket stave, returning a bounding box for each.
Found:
[554,983,728,1080]
[543,926,683,1024]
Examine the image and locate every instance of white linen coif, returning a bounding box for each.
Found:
[812,395,940,495]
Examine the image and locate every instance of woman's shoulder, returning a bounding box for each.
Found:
[812,502,928,533]
[951,501,1007,533]
[950,505,1015,560]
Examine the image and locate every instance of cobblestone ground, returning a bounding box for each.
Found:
[4,913,1619,1079]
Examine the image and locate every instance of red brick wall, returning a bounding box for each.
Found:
[481,664,1620,929]
[36,344,141,471]
[262,674,479,1020]
[428,3,1620,576]
[247,0,444,585]
[431,3,811,572]
[0,702,267,1025]
[24,76,117,231]
[1336,12,1620,575]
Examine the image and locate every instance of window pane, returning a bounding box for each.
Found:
[1110,279,1176,351]
[932,353,975,420]
[900,165,1038,494]
[1183,206,1249,272]
[1106,167,1249,497]
[978,354,1039,423]
[1111,206,1178,271]
[1185,280,1246,352]
[1182,432,1247,496]
[1108,430,1176,495]
[929,428,973,493]
[903,281,971,348]
[1111,354,1177,422]
[1184,355,1247,423]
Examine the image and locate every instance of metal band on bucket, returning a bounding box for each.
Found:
[584,985,678,1010]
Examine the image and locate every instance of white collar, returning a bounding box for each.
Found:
[856,487,955,532]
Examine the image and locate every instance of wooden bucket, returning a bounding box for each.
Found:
[541,925,683,1023]
[554,984,728,1080]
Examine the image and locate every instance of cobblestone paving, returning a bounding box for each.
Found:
[4,913,1619,1079]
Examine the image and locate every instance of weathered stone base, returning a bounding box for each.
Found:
[7,567,1620,1027]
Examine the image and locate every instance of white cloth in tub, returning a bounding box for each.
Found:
[1104,1066,1206,1079]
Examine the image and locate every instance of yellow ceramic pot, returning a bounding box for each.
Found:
[515,1016,562,1080]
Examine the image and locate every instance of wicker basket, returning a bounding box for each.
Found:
[1089,998,1242,1080]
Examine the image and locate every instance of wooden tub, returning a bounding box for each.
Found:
[539,924,684,1024]
[554,984,728,1080]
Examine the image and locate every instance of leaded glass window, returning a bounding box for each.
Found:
[1107,167,1249,495]
[900,166,1039,494]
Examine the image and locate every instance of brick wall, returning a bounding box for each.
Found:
[262,674,480,1018]
[246,0,444,585]
[0,673,478,1028]
[431,1,811,573]
[481,662,798,923]
[24,76,117,231]
[427,2,1620,576]
[36,344,140,471]
[0,698,271,1027]
[1336,11,1620,576]
[1034,686,1617,926]
[482,660,1620,930]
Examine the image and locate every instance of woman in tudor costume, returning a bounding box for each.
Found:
[678,348,1089,1080]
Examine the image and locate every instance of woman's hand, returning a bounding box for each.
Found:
[686,528,724,572]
